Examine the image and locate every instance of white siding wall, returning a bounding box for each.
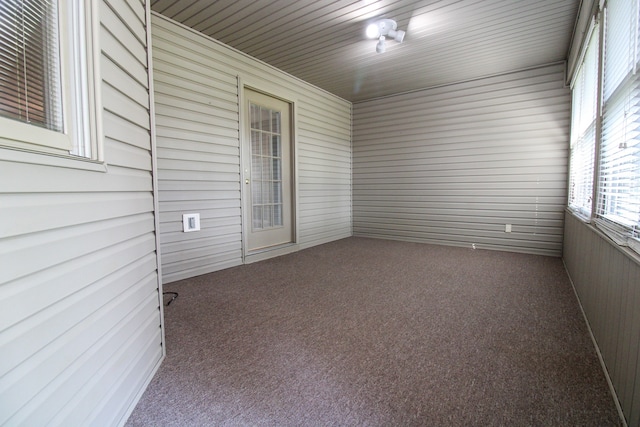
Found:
[353,64,570,256]
[0,1,162,426]
[152,14,352,284]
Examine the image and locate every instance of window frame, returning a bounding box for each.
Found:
[568,0,640,255]
[0,0,103,163]
[568,19,600,220]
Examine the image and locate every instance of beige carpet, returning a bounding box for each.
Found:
[126,237,621,426]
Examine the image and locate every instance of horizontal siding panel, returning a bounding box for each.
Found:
[101,56,150,110]
[355,220,563,241]
[352,167,568,180]
[162,245,242,275]
[161,241,241,266]
[153,66,238,102]
[353,85,569,124]
[298,138,351,157]
[354,180,565,190]
[35,289,159,427]
[156,158,240,174]
[354,141,568,158]
[1,273,157,426]
[83,323,163,426]
[159,225,241,245]
[0,233,157,335]
[353,125,569,146]
[158,170,240,183]
[154,99,237,126]
[0,162,151,194]
[299,149,351,165]
[354,207,564,222]
[162,257,243,284]
[353,188,565,198]
[100,3,148,82]
[353,64,569,256]
[353,200,564,213]
[354,133,570,152]
[154,94,238,122]
[353,100,570,136]
[161,227,240,250]
[157,146,239,161]
[158,180,240,192]
[159,199,240,212]
[102,83,151,131]
[104,110,151,151]
[99,28,147,89]
[156,115,238,139]
[0,213,155,285]
[159,190,240,202]
[0,254,156,381]
[0,193,154,239]
[103,0,146,44]
[105,138,152,170]
[159,218,240,235]
[156,128,239,147]
[159,206,241,222]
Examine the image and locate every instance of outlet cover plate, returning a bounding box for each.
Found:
[183,213,200,232]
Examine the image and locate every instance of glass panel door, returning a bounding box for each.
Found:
[244,89,293,252]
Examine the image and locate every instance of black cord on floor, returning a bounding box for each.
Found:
[163,292,179,306]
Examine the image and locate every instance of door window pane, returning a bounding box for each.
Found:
[250,101,285,230]
[261,107,271,131]
[252,206,262,229]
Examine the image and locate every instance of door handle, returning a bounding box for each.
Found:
[245,179,250,184]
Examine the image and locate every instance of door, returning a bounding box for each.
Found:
[244,89,293,252]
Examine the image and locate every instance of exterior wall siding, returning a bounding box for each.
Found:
[352,63,570,256]
[0,1,163,426]
[152,14,352,284]
[564,212,640,427]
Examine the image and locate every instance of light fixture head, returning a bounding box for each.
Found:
[389,28,406,43]
[366,23,380,39]
[367,19,405,52]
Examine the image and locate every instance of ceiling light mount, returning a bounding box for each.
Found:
[366,19,405,53]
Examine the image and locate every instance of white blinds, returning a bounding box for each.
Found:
[569,25,599,218]
[0,0,63,132]
[597,0,640,244]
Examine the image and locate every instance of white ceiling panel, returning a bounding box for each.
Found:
[151,0,581,102]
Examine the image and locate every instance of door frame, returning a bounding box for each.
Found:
[238,77,299,264]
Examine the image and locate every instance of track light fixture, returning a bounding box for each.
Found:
[366,19,405,53]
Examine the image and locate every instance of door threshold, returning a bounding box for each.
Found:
[244,243,299,264]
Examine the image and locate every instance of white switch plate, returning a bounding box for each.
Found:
[183,213,200,232]
[505,224,512,233]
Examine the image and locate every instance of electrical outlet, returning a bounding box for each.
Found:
[182,213,200,232]
[505,224,512,233]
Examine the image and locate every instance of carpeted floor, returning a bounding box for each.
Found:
[126,237,622,426]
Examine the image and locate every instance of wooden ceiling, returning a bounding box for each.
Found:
[150,0,581,102]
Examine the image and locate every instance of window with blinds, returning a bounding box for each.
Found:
[0,1,101,160]
[569,25,599,219]
[597,0,640,250]
[568,0,640,253]
[0,1,63,131]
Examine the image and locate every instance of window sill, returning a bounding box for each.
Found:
[0,146,107,173]
[566,209,640,266]
[566,207,592,224]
